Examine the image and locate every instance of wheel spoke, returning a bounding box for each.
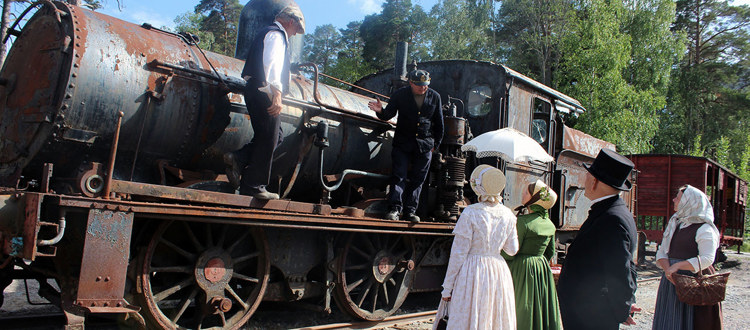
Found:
[356,280,374,308]
[151,266,192,274]
[217,225,230,248]
[227,230,251,254]
[345,263,369,271]
[351,245,371,260]
[388,236,403,253]
[361,234,377,254]
[373,234,382,250]
[159,238,195,260]
[205,223,214,247]
[233,251,260,265]
[382,283,390,305]
[182,222,204,251]
[153,277,194,303]
[171,288,198,324]
[346,278,365,293]
[232,272,259,283]
[371,283,379,313]
[225,284,250,310]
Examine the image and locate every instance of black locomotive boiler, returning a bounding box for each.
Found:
[0,1,625,329]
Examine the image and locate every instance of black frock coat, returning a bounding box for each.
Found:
[557,195,638,330]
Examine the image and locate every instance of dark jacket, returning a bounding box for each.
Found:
[377,87,444,154]
[241,24,291,94]
[557,196,638,330]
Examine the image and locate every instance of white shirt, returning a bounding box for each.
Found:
[589,193,619,205]
[258,21,289,96]
[656,222,719,272]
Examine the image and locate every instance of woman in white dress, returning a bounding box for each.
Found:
[435,165,519,330]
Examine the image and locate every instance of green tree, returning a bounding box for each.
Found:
[194,0,242,56]
[495,0,574,85]
[427,0,497,62]
[359,0,428,70]
[174,11,215,49]
[323,21,374,89]
[657,0,750,168]
[303,24,342,72]
[556,0,658,153]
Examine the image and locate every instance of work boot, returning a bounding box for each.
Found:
[223,152,242,189]
[253,191,279,200]
[404,213,420,223]
[384,209,400,220]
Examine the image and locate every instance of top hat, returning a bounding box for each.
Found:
[408,70,431,86]
[529,180,558,210]
[583,148,634,191]
[470,165,506,197]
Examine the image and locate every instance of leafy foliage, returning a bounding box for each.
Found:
[194,0,242,56]
[495,0,575,85]
[359,0,428,70]
[654,0,750,172]
[427,0,497,62]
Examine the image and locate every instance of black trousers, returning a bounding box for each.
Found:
[388,146,432,214]
[236,87,283,195]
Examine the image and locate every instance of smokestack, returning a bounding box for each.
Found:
[394,42,408,80]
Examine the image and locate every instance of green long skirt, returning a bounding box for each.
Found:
[508,255,562,330]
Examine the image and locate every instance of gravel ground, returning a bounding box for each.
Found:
[1,250,747,329]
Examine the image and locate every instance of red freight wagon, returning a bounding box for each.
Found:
[628,154,747,251]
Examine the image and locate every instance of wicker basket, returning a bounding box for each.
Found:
[672,260,730,306]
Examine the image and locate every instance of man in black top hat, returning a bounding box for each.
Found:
[557,148,639,329]
[368,69,444,223]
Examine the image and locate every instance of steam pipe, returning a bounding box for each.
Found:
[104,112,124,199]
[297,62,395,126]
[37,210,66,246]
[315,121,388,192]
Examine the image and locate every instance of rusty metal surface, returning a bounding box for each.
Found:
[562,126,615,159]
[629,154,747,245]
[75,209,137,313]
[110,179,333,215]
[51,193,453,235]
[555,150,594,231]
[0,2,394,203]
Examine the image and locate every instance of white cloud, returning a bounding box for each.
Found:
[347,0,382,15]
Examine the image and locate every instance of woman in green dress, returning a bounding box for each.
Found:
[503,180,561,330]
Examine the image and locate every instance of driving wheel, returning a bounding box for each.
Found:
[334,232,415,321]
[138,221,269,329]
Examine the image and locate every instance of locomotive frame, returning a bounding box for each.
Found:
[0,1,627,329]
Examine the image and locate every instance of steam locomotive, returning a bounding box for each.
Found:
[0,1,623,328]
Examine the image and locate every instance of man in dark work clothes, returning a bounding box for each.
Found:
[368,70,444,223]
[224,4,305,200]
[557,148,640,329]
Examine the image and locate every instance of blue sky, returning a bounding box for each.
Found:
[98,0,440,32]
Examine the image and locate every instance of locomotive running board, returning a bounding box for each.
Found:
[110,180,333,215]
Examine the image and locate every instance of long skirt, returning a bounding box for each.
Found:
[652,258,722,330]
[507,255,561,330]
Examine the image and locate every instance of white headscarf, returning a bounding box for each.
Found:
[661,185,720,252]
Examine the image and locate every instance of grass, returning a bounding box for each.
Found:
[741,241,750,253]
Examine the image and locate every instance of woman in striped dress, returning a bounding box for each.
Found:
[652,185,722,330]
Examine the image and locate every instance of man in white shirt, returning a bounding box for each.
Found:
[224,4,305,200]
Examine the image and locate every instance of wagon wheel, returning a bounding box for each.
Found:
[334,232,415,321]
[138,221,269,329]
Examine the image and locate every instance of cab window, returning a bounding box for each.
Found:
[467,85,492,117]
[531,97,552,151]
